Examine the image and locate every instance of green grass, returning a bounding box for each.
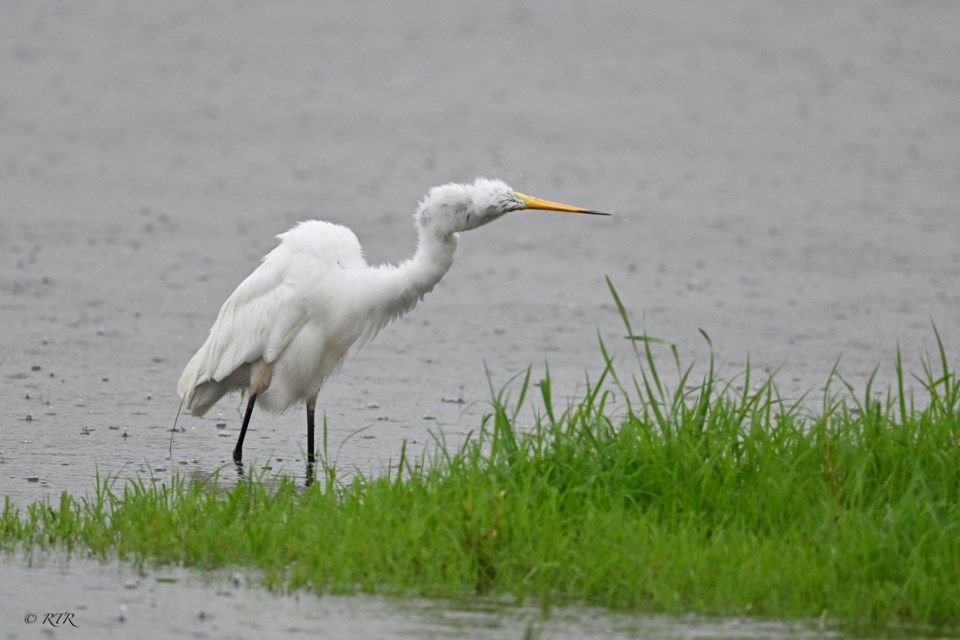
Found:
[2,280,959,634]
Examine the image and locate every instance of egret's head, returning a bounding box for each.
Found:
[416,177,608,237]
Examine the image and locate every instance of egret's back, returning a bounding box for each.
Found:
[177,221,367,416]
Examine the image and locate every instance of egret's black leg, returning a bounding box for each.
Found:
[304,397,318,487]
[234,393,257,463]
[306,404,316,464]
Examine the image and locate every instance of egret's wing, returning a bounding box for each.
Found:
[197,246,305,384]
[182,221,366,394]
[176,246,307,415]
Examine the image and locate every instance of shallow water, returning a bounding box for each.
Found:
[0,554,836,640]
[2,0,959,636]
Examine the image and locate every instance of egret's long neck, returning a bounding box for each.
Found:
[358,228,458,338]
[398,227,458,302]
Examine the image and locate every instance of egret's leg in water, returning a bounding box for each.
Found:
[234,393,257,463]
[306,393,318,464]
[305,394,318,487]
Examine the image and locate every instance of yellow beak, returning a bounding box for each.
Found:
[515,192,610,216]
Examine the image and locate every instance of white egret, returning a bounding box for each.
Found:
[177,178,608,464]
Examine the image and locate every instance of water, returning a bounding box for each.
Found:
[1,0,959,636]
[0,554,835,640]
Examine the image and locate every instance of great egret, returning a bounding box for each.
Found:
[177,178,608,464]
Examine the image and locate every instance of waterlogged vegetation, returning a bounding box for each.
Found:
[2,282,958,634]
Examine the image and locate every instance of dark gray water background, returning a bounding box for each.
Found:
[2,2,958,638]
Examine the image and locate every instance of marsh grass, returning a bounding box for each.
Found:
[2,280,958,633]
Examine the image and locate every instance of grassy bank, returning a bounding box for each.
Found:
[2,284,958,633]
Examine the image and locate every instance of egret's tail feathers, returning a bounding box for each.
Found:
[177,350,205,411]
[185,383,229,417]
[177,351,222,417]
[178,375,234,417]
[178,350,250,417]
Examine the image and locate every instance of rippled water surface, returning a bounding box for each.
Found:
[2,1,958,637]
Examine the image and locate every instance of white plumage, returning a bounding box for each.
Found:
[179,221,364,415]
[177,178,607,463]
